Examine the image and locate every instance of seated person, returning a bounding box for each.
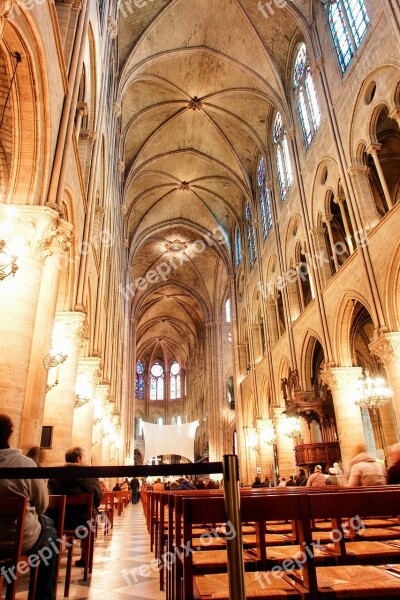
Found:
[112,483,121,492]
[251,476,263,488]
[152,478,164,492]
[0,414,58,600]
[48,446,103,567]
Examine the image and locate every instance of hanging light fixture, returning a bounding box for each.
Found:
[355,370,392,410]
[0,239,18,280]
[282,417,302,439]
[258,422,277,446]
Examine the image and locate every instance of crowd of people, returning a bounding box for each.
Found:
[253,443,400,489]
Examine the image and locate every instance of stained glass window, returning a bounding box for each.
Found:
[273,114,293,201]
[327,0,369,73]
[293,43,306,87]
[293,44,321,149]
[235,226,242,265]
[135,360,145,400]
[245,202,257,269]
[257,156,273,239]
[170,361,181,400]
[150,363,164,400]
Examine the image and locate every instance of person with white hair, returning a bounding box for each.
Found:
[306,465,327,487]
[388,443,400,484]
[347,443,387,487]
[326,467,339,485]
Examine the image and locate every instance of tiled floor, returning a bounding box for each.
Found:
[2,503,166,600]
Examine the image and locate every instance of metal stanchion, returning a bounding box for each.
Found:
[223,454,246,600]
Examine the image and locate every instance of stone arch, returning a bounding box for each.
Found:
[334,292,377,367]
[386,245,400,331]
[300,331,326,392]
[276,356,290,408]
[1,13,50,204]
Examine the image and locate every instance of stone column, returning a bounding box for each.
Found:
[251,325,263,364]
[348,166,380,231]
[321,366,366,470]
[310,226,331,287]
[273,408,297,479]
[0,206,72,445]
[71,357,101,463]
[322,214,339,272]
[369,333,400,447]
[91,384,110,465]
[256,418,275,480]
[75,102,88,140]
[335,194,354,253]
[42,312,88,465]
[367,144,393,210]
[205,321,224,462]
[101,400,113,466]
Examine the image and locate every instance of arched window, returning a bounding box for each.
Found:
[150,363,164,400]
[293,43,321,149]
[226,299,231,323]
[273,113,293,200]
[135,360,145,400]
[245,202,257,269]
[235,226,242,265]
[327,0,369,73]
[257,156,273,239]
[170,361,181,400]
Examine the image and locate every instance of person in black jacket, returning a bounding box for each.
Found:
[295,468,307,486]
[388,444,400,484]
[130,477,140,503]
[48,447,103,568]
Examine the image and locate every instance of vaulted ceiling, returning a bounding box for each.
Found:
[118,0,312,364]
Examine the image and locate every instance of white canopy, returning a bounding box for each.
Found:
[142,420,199,463]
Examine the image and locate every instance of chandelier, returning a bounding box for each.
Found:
[282,417,302,439]
[355,371,392,410]
[0,239,19,281]
[260,424,277,446]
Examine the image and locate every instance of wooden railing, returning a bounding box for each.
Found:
[295,441,341,467]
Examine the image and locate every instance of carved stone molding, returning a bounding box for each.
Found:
[117,160,125,174]
[369,333,400,367]
[79,129,96,142]
[95,206,105,218]
[188,97,203,110]
[107,16,118,39]
[112,101,122,118]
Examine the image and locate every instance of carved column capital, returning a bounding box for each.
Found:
[77,357,102,385]
[366,143,382,156]
[79,129,96,142]
[369,333,400,367]
[0,205,73,262]
[348,165,370,177]
[321,366,363,392]
[55,311,88,349]
[76,102,88,118]
[112,101,122,117]
[310,226,326,238]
